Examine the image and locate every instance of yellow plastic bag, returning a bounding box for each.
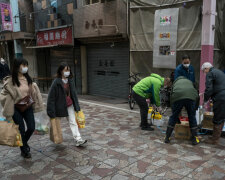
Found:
[75,111,85,128]
[14,134,23,147]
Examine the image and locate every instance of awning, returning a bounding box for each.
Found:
[0,32,35,41]
[26,44,58,49]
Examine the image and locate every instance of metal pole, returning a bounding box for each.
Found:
[199,0,217,104]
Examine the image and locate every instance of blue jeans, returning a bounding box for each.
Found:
[13,107,35,153]
[168,99,197,128]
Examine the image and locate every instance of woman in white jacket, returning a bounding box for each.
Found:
[0,58,44,159]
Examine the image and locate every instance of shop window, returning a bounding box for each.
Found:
[101,0,115,2]
[83,0,100,6]
[83,0,90,5]
[92,0,100,4]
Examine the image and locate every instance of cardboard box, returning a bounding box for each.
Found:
[202,114,213,129]
[175,124,191,140]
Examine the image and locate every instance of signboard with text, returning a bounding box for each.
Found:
[37,27,73,46]
[0,3,13,31]
[153,8,179,69]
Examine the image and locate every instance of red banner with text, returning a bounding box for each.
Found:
[37,27,73,46]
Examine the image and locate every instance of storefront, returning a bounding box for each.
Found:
[28,25,81,92]
[87,42,129,99]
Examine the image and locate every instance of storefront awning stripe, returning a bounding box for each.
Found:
[26,45,58,49]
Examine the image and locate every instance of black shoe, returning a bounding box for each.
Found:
[139,122,151,128]
[25,145,30,152]
[21,151,31,159]
[191,136,200,145]
[190,127,200,145]
[164,126,174,144]
[164,136,170,143]
[141,126,154,131]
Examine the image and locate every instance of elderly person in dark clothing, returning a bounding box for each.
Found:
[0,58,10,82]
[202,62,225,144]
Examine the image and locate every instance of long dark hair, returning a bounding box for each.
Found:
[56,62,73,78]
[12,58,32,87]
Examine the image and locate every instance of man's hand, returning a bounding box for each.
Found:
[156,106,163,114]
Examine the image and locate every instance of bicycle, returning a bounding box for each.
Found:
[128,73,141,110]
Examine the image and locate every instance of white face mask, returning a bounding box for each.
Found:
[183,64,190,68]
[64,71,70,78]
[1,58,5,64]
[21,67,28,74]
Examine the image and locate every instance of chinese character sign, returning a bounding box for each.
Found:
[37,27,73,46]
[0,3,13,31]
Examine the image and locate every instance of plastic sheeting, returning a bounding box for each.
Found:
[130,3,202,51]
[129,0,225,84]
[130,0,200,7]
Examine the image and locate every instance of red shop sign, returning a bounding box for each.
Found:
[37,27,73,46]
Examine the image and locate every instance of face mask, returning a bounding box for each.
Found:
[62,78,68,84]
[1,58,5,64]
[183,64,190,68]
[64,71,70,78]
[21,67,28,74]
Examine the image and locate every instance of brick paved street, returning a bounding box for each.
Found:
[0,94,225,180]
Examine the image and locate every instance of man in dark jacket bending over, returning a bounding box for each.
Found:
[164,76,199,145]
[202,62,225,145]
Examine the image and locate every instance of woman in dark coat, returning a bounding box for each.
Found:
[47,62,87,146]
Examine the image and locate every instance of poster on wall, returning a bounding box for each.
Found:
[153,8,179,69]
[0,3,13,31]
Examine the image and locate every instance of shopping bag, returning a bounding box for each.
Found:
[34,112,49,135]
[0,121,23,147]
[75,111,85,128]
[49,118,63,144]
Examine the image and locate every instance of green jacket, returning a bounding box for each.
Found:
[133,73,164,106]
[170,76,198,105]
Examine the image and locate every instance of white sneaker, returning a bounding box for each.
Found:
[75,139,87,147]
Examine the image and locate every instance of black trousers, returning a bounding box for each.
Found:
[168,99,197,128]
[13,107,35,153]
[213,100,225,125]
[133,91,149,127]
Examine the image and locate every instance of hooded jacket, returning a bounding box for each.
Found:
[170,76,198,105]
[132,73,164,106]
[0,76,44,121]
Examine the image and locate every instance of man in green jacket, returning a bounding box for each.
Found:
[164,76,199,145]
[132,73,171,131]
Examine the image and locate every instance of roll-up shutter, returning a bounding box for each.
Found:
[87,42,129,98]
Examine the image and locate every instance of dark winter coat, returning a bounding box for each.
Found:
[174,64,195,83]
[0,63,10,80]
[47,78,80,118]
[204,68,225,124]
[170,76,198,105]
[204,67,225,103]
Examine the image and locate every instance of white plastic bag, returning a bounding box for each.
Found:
[34,111,49,134]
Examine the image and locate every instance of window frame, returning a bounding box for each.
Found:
[83,0,101,6]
